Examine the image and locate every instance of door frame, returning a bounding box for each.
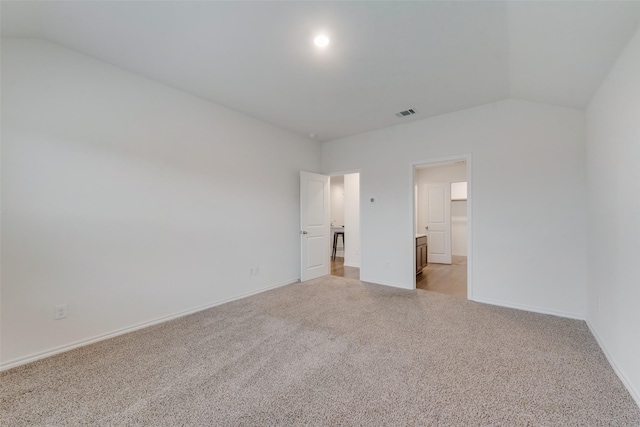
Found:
[326,169,362,274]
[411,154,473,300]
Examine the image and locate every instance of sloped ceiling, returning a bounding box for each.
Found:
[2,1,640,142]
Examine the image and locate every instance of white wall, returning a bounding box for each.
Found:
[343,173,360,268]
[450,201,467,257]
[585,26,640,406]
[330,176,345,227]
[417,163,467,256]
[322,99,587,318]
[0,39,320,368]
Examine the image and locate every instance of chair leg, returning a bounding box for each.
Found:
[332,232,338,260]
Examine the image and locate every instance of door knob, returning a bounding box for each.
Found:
[300,230,308,235]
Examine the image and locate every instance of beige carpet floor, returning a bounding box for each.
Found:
[2,276,639,426]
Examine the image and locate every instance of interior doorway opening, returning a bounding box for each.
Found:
[413,158,470,298]
[329,173,360,280]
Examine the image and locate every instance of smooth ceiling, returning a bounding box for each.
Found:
[2,1,640,142]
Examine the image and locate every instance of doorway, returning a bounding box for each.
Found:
[413,158,470,298]
[329,173,360,280]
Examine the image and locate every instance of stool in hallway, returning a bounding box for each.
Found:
[332,231,345,260]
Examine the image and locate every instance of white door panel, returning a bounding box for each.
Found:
[307,180,325,225]
[428,187,446,222]
[306,236,326,268]
[429,231,446,255]
[300,171,330,281]
[424,183,451,264]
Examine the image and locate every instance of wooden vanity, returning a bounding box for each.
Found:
[416,235,428,275]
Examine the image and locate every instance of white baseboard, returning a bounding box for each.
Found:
[0,278,298,372]
[361,277,413,290]
[343,262,360,268]
[471,297,584,320]
[586,319,640,409]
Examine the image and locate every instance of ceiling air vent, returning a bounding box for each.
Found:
[396,108,417,118]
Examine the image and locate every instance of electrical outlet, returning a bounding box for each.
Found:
[54,304,68,320]
[249,266,260,276]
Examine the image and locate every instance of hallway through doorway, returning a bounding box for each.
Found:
[330,256,360,280]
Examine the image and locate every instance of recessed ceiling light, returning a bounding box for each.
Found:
[308,133,317,139]
[314,35,330,48]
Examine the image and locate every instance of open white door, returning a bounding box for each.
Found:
[300,171,330,282]
[424,183,452,264]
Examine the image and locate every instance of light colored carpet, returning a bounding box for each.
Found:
[2,275,639,426]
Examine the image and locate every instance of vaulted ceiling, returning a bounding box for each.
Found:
[2,1,640,141]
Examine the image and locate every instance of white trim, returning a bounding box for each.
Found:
[466,157,473,300]
[343,262,360,268]
[472,297,584,320]
[326,168,362,177]
[0,278,298,372]
[361,278,413,290]
[586,320,640,409]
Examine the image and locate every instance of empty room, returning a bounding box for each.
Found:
[2,1,640,425]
